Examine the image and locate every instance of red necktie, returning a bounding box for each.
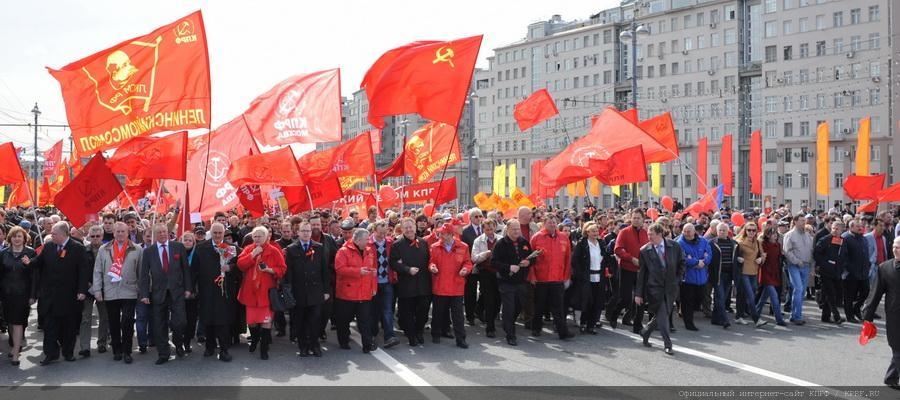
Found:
[161,244,170,274]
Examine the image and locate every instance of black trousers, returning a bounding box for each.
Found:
[464,275,480,322]
[204,324,231,352]
[334,299,373,349]
[432,296,466,341]
[499,282,527,339]
[105,299,136,355]
[886,347,900,385]
[184,298,199,344]
[274,311,287,334]
[43,311,80,358]
[820,276,843,320]
[479,273,500,331]
[397,295,431,339]
[680,283,705,327]
[292,304,322,351]
[606,269,640,325]
[843,279,869,318]
[580,281,606,328]
[533,282,569,337]
[644,297,673,349]
[152,292,186,358]
[319,297,334,337]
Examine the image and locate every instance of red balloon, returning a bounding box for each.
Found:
[757,216,768,229]
[661,196,674,212]
[647,208,660,221]
[379,186,398,202]
[423,204,435,217]
[731,212,745,226]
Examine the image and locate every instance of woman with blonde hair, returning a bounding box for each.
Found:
[0,226,37,366]
[734,222,768,328]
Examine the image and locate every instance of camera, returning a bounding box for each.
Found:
[258,262,267,271]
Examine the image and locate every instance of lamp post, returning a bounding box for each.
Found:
[619,19,649,209]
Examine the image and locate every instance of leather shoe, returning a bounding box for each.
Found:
[416,333,424,344]
[65,355,77,362]
[203,348,215,357]
[311,346,322,357]
[506,337,517,346]
[155,357,169,365]
[486,330,496,338]
[664,347,675,356]
[123,354,133,364]
[79,350,90,358]
[408,337,418,347]
[139,346,147,354]
[441,332,455,339]
[40,356,59,366]
[339,343,351,350]
[219,351,232,362]
[113,353,123,361]
[175,347,185,358]
[384,337,400,349]
[183,344,192,354]
[363,343,378,354]
[559,332,575,340]
[456,340,469,349]
[846,317,860,324]
[98,345,107,354]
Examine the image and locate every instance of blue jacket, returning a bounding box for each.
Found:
[676,235,712,285]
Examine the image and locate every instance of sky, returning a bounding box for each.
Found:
[0,0,618,158]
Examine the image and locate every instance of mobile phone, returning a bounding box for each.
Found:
[258,262,267,271]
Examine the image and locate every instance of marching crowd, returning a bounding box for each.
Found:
[0,202,897,387]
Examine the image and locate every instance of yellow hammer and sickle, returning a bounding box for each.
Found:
[433,46,455,68]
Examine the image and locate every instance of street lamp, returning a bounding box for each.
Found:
[619,20,649,208]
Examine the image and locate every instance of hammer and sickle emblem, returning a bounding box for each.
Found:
[433,46,455,68]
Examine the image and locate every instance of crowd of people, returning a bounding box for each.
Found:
[0,201,897,387]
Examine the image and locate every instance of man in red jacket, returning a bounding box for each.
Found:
[529,213,575,340]
[607,209,650,333]
[334,228,378,353]
[429,224,473,348]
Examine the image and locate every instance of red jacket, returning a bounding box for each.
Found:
[615,226,649,272]
[529,229,572,283]
[367,235,398,284]
[334,240,377,301]
[428,240,473,296]
[236,242,287,308]
[759,241,782,286]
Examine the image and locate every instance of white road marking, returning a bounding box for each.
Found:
[350,336,451,400]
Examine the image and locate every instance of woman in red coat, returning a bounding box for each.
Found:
[236,226,286,360]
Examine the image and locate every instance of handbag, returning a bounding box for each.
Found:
[268,283,296,312]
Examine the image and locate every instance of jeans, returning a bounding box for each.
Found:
[371,283,395,340]
[755,285,784,324]
[135,301,152,347]
[711,281,730,326]
[787,264,810,321]
[739,274,760,321]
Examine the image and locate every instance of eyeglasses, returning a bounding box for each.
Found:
[746,229,757,233]
[89,235,102,238]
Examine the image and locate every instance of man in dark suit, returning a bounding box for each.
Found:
[635,222,685,356]
[310,214,338,341]
[863,237,900,390]
[285,221,330,357]
[33,221,92,365]
[460,208,485,325]
[191,223,240,362]
[139,224,192,365]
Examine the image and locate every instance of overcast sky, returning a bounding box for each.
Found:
[0,0,617,157]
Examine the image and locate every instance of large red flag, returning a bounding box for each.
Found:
[361,35,482,128]
[376,148,405,181]
[243,69,342,146]
[721,134,733,196]
[395,177,457,205]
[749,130,762,196]
[638,112,679,163]
[237,185,266,218]
[108,131,188,180]
[38,177,53,207]
[843,174,886,200]
[879,182,900,202]
[282,176,344,213]
[43,140,63,176]
[404,122,461,183]
[48,11,211,154]
[297,131,375,190]
[123,177,153,202]
[7,182,32,208]
[54,154,123,227]
[0,142,27,185]
[369,129,382,155]
[588,145,648,186]
[228,146,304,187]
[542,108,662,189]
[187,116,260,218]
[513,89,559,131]
[697,138,708,195]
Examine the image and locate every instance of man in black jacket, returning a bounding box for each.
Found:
[390,218,432,347]
[635,223,685,356]
[285,222,330,357]
[310,214,338,341]
[191,223,240,361]
[863,237,900,389]
[814,221,846,325]
[842,220,871,322]
[491,219,532,346]
[460,208,485,326]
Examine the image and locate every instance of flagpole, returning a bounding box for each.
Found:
[121,187,139,211]
[304,186,315,213]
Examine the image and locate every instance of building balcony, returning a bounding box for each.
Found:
[739,61,762,77]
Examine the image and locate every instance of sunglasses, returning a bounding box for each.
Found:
[89,235,102,238]
[746,229,757,233]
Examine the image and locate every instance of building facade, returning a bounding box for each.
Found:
[473,0,896,211]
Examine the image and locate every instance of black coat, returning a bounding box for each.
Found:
[461,225,480,250]
[571,237,615,286]
[314,233,339,296]
[635,240,685,310]
[0,247,37,298]
[389,236,432,298]
[32,240,92,317]
[814,235,843,279]
[491,236,531,284]
[841,232,870,281]
[139,241,192,304]
[864,259,900,348]
[709,238,739,286]
[284,241,329,307]
[190,241,240,326]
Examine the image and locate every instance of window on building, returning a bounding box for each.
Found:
[850,8,860,24]
[799,17,809,32]
[783,46,792,60]
[800,173,809,188]
[869,5,880,22]
[799,43,808,58]
[764,21,776,38]
[725,28,736,45]
[816,41,826,56]
[783,20,793,35]
[765,0,777,13]
[784,147,793,163]
[833,12,843,28]
[784,122,794,137]
[870,33,881,49]
[765,120,776,138]
[816,15,825,30]
[765,149,777,163]
[800,121,810,136]
[784,173,793,188]
[765,171,777,188]
[765,46,777,62]
[834,173,844,188]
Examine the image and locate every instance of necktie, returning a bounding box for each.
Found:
[161,244,170,274]
[475,226,481,236]
[656,244,666,269]
[57,245,64,257]
[303,242,308,252]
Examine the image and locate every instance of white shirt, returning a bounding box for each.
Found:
[588,240,603,283]
[157,241,170,266]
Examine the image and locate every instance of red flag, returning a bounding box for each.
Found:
[123,178,152,202]
[38,177,53,207]
[297,131,375,190]
[282,176,344,213]
[588,145,648,186]
[48,11,211,154]
[404,122,461,183]
[620,108,638,124]
[43,140,63,176]
[179,185,192,234]
[243,69,342,146]
[513,89,558,131]
[187,116,260,218]
[395,177,457,205]
[108,131,188,180]
[376,148,405,181]
[749,130,762,196]
[0,142,27,185]
[697,138,708,195]
[638,112,679,163]
[54,154,123,227]
[7,182,33,208]
[237,185,266,218]
[721,134,733,196]
[858,200,879,213]
[542,108,662,189]
[228,146,304,187]
[876,182,900,202]
[684,185,722,219]
[843,174,886,200]
[369,129,382,155]
[361,35,482,128]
